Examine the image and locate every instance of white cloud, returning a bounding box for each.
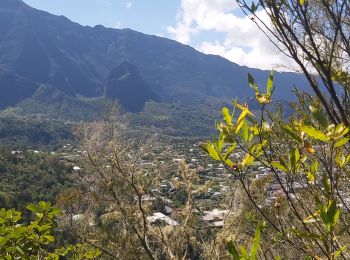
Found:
[167,23,197,45]
[167,0,295,70]
[126,1,133,9]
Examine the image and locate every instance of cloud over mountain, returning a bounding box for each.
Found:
[167,0,295,70]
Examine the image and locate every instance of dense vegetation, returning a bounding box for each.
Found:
[0,150,74,211]
[0,115,73,149]
[0,201,100,259]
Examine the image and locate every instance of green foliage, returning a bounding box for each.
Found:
[0,202,100,259]
[12,85,108,121]
[248,71,274,105]
[205,71,350,259]
[47,244,101,259]
[227,223,264,260]
[0,115,73,149]
[0,150,73,210]
[131,100,225,137]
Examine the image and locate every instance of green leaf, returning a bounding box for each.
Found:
[266,69,274,95]
[334,138,349,148]
[338,127,349,137]
[335,124,347,136]
[250,224,261,259]
[301,125,329,142]
[11,226,26,238]
[26,204,43,214]
[241,154,255,167]
[322,174,331,193]
[334,245,347,258]
[345,153,350,165]
[235,104,253,134]
[290,148,300,173]
[235,103,254,116]
[227,241,240,260]
[320,207,330,230]
[282,125,302,143]
[203,143,220,161]
[236,117,246,134]
[42,235,55,243]
[328,200,340,227]
[303,210,320,223]
[248,73,258,92]
[306,171,315,184]
[239,246,248,258]
[225,159,235,167]
[217,133,224,152]
[85,249,102,259]
[336,152,346,168]
[222,107,232,125]
[310,160,319,173]
[241,120,249,143]
[310,106,328,129]
[0,236,9,247]
[39,201,51,210]
[47,253,60,260]
[314,192,322,207]
[5,246,18,253]
[49,207,61,217]
[271,161,288,172]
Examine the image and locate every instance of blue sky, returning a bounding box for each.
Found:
[23,0,180,38]
[22,0,292,70]
[22,0,227,47]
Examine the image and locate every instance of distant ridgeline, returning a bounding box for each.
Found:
[0,0,310,117]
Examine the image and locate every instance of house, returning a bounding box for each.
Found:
[202,209,229,222]
[73,166,81,171]
[147,212,179,226]
[256,173,270,180]
[72,214,95,227]
[212,221,224,227]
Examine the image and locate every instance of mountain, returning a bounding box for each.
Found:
[105,62,160,112]
[0,69,38,109]
[0,0,309,114]
[14,85,107,120]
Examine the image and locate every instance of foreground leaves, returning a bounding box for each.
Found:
[0,202,100,259]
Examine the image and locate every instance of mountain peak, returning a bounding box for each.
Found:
[105,63,160,112]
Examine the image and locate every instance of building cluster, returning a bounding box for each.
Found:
[10,139,329,231]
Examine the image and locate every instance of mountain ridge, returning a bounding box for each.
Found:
[0,0,309,113]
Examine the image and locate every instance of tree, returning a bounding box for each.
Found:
[0,201,100,259]
[203,1,350,258]
[236,0,349,126]
[61,105,212,259]
[204,69,350,258]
